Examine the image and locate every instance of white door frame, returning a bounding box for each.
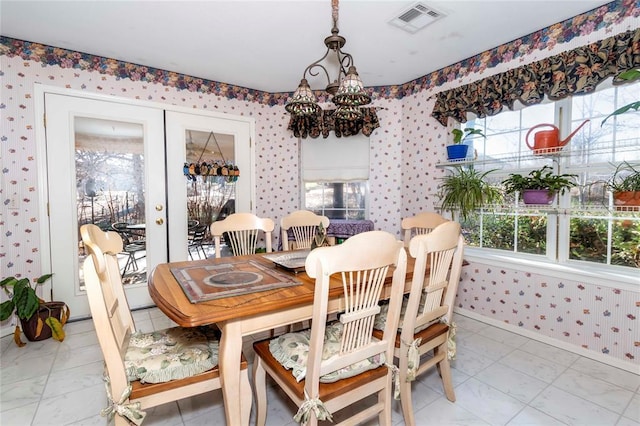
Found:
[33,84,256,317]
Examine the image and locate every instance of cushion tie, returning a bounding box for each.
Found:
[444,319,457,360]
[385,362,401,400]
[293,390,333,425]
[101,373,146,426]
[402,337,422,382]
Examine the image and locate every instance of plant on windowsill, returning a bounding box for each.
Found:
[447,128,485,161]
[502,165,577,205]
[607,161,640,209]
[439,166,502,221]
[600,68,640,126]
[0,274,69,347]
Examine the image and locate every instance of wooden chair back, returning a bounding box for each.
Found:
[280,210,330,251]
[210,212,275,258]
[255,231,405,425]
[80,224,250,424]
[401,212,448,247]
[397,221,464,425]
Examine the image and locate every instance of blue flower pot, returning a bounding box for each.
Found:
[446,144,469,161]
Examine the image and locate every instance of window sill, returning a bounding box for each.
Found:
[464,247,640,292]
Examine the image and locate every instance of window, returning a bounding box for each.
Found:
[301,134,369,219]
[459,80,639,271]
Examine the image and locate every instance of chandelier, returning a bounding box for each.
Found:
[285,0,372,121]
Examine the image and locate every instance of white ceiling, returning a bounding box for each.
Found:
[1,0,612,94]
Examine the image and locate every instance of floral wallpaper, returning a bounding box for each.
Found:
[1,0,638,368]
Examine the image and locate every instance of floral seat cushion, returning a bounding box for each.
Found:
[373,293,434,333]
[125,326,219,384]
[269,322,385,383]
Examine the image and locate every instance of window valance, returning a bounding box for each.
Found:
[287,107,380,139]
[431,27,640,126]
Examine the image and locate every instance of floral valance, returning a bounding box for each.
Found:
[431,27,640,126]
[287,107,380,139]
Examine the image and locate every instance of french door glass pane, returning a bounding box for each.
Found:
[75,117,147,286]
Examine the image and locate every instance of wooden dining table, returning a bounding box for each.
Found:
[148,250,417,426]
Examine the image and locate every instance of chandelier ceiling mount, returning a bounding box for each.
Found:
[285,0,372,120]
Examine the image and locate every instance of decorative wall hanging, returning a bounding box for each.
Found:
[183,131,240,183]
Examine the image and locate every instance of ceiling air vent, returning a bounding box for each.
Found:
[388,2,444,34]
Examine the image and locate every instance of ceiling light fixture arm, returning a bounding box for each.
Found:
[302,24,353,96]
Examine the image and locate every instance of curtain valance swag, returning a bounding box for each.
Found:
[431,28,640,126]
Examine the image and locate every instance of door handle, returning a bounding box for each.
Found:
[156,218,164,225]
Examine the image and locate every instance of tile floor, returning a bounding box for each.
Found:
[1,309,638,426]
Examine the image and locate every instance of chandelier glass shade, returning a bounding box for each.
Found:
[285,0,371,120]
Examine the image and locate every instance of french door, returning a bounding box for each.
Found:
[44,93,167,317]
[40,90,254,319]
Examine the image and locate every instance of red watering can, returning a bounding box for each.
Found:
[526,120,589,155]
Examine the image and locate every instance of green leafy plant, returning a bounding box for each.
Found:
[601,68,640,126]
[502,165,577,196]
[451,128,485,144]
[607,161,640,192]
[439,166,502,220]
[0,274,68,346]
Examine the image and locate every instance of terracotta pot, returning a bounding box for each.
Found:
[20,301,67,341]
[613,191,640,208]
[522,189,555,205]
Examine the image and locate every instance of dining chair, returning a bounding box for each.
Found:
[111,222,146,276]
[374,221,464,426]
[80,224,251,425]
[187,224,208,260]
[280,210,330,251]
[401,212,449,247]
[209,212,275,258]
[252,231,408,426]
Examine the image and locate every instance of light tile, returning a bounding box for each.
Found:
[0,401,38,425]
[0,353,54,385]
[64,319,97,335]
[554,368,634,414]
[0,338,59,366]
[623,393,640,422]
[417,362,470,394]
[475,362,548,403]
[1,307,636,426]
[141,401,184,426]
[43,360,104,396]
[60,329,99,349]
[454,377,526,425]
[52,342,103,372]
[32,382,106,425]
[413,397,491,425]
[618,416,640,426]
[507,406,566,425]
[450,346,496,376]
[458,333,517,361]
[0,374,47,411]
[570,357,640,392]
[500,349,567,383]
[518,339,580,367]
[530,386,619,425]
[477,326,531,348]
[177,389,225,421]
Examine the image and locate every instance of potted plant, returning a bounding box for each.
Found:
[0,274,69,347]
[447,128,484,161]
[502,165,577,205]
[601,68,640,126]
[439,166,502,220]
[607,161,640,208]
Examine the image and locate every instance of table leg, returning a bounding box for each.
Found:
[219,320,247,426]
